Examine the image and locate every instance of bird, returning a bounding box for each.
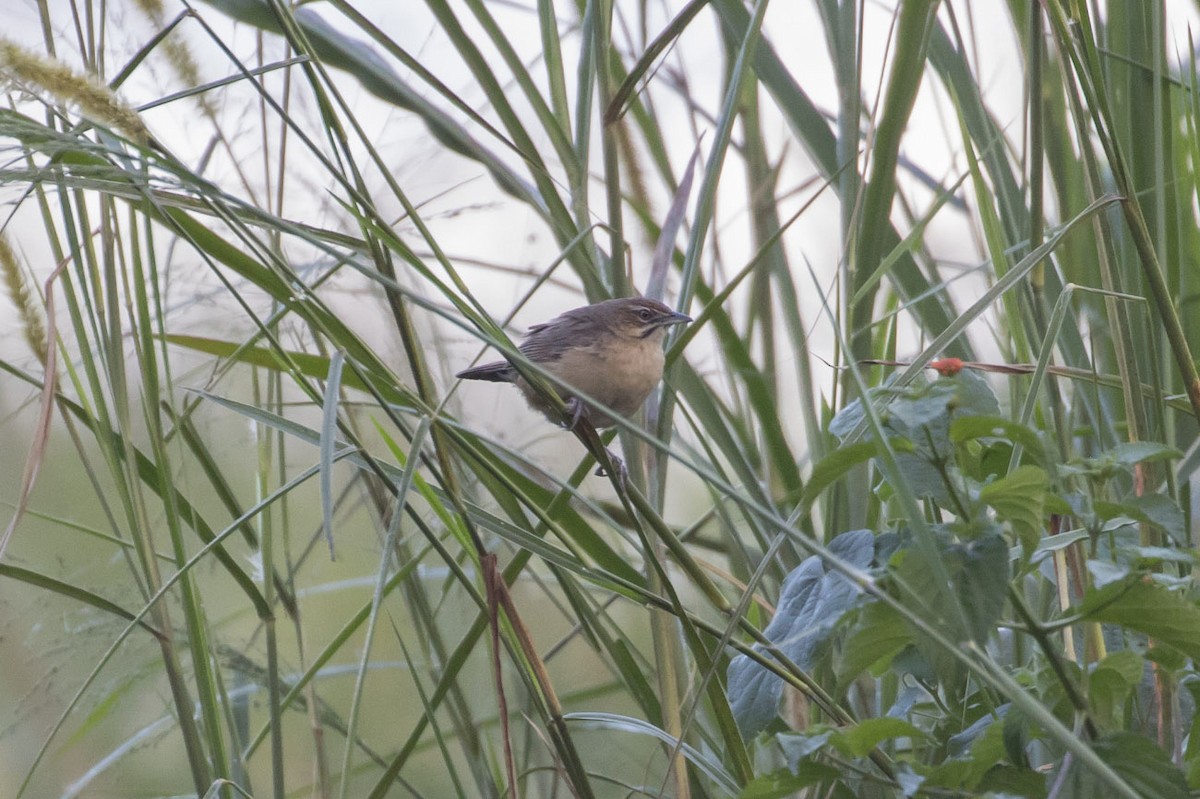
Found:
[456,297,692,431]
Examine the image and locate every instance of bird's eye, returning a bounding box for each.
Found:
[637,309,654,322]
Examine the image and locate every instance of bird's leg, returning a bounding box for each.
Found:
[565,396,588,431]
[564,402,626,486]
[594,448,627,486]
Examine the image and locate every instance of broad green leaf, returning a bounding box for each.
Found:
[1092,495,1186,545]
[950,415,1046,463]
[1066,732,1188,799]
[836,600,913,688]
[1128,494,1187,544]
[833,717,926,758]
[1085,559,1131,589]
[892,531,1009,681]
[776,730,833,768]
[1002,706,1033,769]
[802,441,878,511]
[1108,441,1183,466]
[1183,681,1200,784]
[727,530,874,737]
[980,465,1048,552]
[737,765,840,799]
[1089,656,1139,729]
[1127,544,1195,568]
[1095,649,1146,684]
[830,373,1000,501]
[1031,529,1090,561]
[1079,577,1200,662]
[926,712,1007,790]
[955,534,1010,645]
[902,532,1008,648]
[1089,650,1144,729]
[1145,644,1189,672]
[976,765,1048,798]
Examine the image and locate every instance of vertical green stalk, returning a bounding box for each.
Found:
[848,0,940,363]
[594,0,627,295]
[127,206,235,795]
[1054,0,1200,422]
[50,174,212,795]
[255,368,286,799]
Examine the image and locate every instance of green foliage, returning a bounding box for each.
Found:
[979,465,1048,552]
[1,1,1199,797]
[1069,732,1189,799]
[1079,578,1200,663]
[732,370,1195,796]
[727,530,874,738]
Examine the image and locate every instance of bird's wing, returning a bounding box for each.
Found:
[521,309,605,362]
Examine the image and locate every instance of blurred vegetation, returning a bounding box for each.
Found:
[1,0,1200,797]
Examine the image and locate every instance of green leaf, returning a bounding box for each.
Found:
[727,530,874,737]
[802,441,878,511]
[833,717,926,758]
[737,765,840,799]
[776,730,833,768]
[1145,644,1189,672]
[1095,650,1145,685]
[1002,706,1033,769]
[925,713,1007,790]
[163,334,392,399]
[1092,494,1186,545]
[836,601,913,688]
[1031,529,1090,561]
[1126,545,1195,568]
[977,765,1048,798]
[1089,669,1132,730]
[1067,732,1189,799]
[832,373,1002,502]
[1129,494,1187,544]
[954,534,1011,646]
[0,564,162,640]
[950,412,1046,458]
[980,465,1048,552]
[1079,577,1200,662]
[1183,681,1200,784]
[891,531,1009,682]
[1090,651,1144,729]
[1087,560,1131,589]
[1108,441,1183,466]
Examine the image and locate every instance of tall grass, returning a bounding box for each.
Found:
[1,1,1199,797]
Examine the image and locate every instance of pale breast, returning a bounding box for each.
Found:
[522,336,666,427]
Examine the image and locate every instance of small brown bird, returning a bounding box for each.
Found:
[457,297,692,429]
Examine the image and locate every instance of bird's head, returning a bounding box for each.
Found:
[604,297,692,341]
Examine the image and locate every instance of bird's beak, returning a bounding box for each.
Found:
[662,311,692,326]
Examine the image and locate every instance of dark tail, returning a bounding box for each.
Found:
[456,360,516,382]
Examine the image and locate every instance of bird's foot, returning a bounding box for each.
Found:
[565,397,588,431]
[594,449,627,486]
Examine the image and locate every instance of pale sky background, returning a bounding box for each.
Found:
[4,2,1200,794]
[2,0,1199,461]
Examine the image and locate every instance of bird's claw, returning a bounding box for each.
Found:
[565,397,588,431]
[562,399,624,486]
[594,450,628,486]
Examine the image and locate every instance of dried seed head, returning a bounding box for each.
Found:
[0,233,49,364]
[0,40,149,145]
